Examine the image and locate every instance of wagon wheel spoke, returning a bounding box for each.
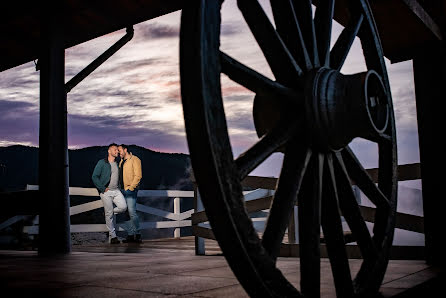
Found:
[321,153,355,297]
[341,147,390,210]
[330,13,364,70]
[220,51,301,103]
[376,132,392,142]
[238,0,302,85]
[235,120,301,180]
[333,152,377,262]
[314,0,335,67]
[291,0,319,67]
[298,153,324,297]
[270,0,312,71]
[261,143,312,260]
[360,126,392,144]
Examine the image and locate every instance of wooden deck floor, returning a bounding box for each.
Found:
[0,236,443,297]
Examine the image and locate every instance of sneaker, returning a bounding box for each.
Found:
[125,212,131,221]
[134,234,143,243]
[110,237,120,244]
[122,235,135,243]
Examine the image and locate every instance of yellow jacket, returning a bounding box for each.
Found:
[119,153,142,191]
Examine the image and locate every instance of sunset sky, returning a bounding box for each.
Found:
[0,1,420,185]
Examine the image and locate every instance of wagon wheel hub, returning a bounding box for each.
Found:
[254,68,389,152]
[305,68,389,151]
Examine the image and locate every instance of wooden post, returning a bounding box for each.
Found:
[413,41,446,267]
[287,206,299,244]
[194,189,206,255]
[174,197,181,238]
[191,170,205,255]
[38,5,71,255]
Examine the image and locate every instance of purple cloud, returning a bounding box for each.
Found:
[0,100,39,145]
[138,23,180,40]
[67,113,188,153]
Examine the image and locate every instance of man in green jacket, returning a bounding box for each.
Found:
[92,143,127,244]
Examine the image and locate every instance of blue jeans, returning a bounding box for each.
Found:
[121,189,140,236]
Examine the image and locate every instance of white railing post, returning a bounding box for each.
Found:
[174,197,181,238]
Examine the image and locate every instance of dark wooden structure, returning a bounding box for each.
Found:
[1,0,445,296]
[1,0,185,255]
[0,1,185,72]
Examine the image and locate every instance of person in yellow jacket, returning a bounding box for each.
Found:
[118,144,143,243]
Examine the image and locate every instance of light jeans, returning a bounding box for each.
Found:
[121,189,140,236]
[100,189,127,239]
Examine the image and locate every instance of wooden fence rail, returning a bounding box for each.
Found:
[0,162,424,260]
[192,163,426,260]
[0,185,194,238]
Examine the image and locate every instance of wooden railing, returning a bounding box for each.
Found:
[0,186,278,241]
[0,185,194,239]
[0,162,424,260]
[192,163,426,260]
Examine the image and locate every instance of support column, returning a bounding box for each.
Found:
[413,41,446,267]
[38,6,71,255]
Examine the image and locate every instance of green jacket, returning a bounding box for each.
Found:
[92,158,118,194]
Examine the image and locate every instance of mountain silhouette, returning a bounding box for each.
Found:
[0,145,192,192]
[0,145,194,246]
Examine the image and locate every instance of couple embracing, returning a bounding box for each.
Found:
[92,143,142,244]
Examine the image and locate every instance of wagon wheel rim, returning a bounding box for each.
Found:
[180,0,397,297]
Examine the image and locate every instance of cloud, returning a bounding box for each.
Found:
[134,7,240,41]
[0,99,35,111]
[396,127,420,165]
[0,0,421,175]
[0,140,35,147]
[0,100,39,145]
[95,58,163,75]
[0,62,39,105]
[1,76,38,89]
[224,99,256,131]
[221,23,242,36]
[138,23,180,40]
[65,57,163,83]
[67,111,188,152]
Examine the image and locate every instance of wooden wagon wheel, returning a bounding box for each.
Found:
[180,0,397,297]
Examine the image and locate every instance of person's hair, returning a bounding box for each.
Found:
[119,144,130,153]
[108,143,118,149]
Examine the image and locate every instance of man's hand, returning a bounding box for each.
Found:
[105,188,109,192]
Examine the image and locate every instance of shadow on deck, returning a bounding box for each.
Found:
[1,236,443,297]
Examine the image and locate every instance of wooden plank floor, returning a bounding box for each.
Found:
[0,236,443,297]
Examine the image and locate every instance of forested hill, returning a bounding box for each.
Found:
[0,145,192,192]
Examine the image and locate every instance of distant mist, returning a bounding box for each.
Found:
[360,185,424,246]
